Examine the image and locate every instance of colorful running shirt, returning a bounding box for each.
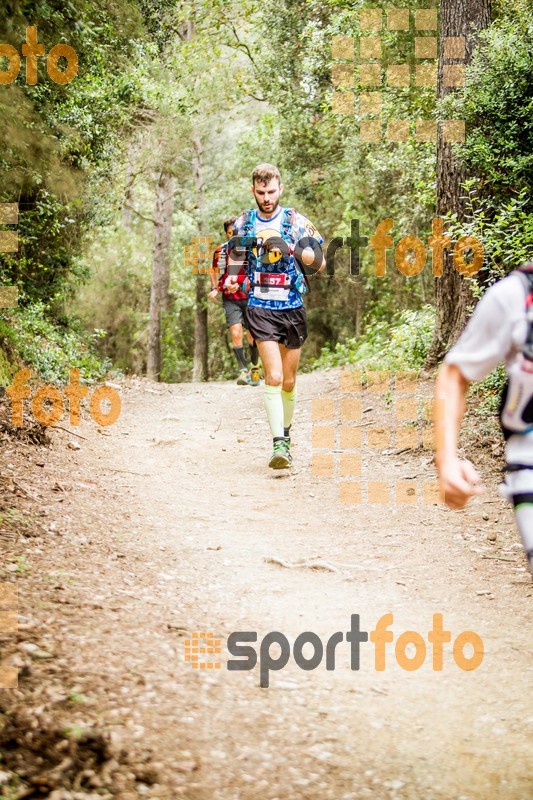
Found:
[231,207,324,311]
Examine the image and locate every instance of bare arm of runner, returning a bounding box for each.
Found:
[209,248,220,300]
[434,363,484,509]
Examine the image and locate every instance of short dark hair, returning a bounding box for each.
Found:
[252,163,281,186]
[223,215,237,233]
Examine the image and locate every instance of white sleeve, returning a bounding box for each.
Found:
[445,280,518,382]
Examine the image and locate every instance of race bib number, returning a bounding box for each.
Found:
[253,271,291,301]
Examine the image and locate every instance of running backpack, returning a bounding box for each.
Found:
[499,263,533,439]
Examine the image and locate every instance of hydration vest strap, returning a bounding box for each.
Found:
[499,265,533,439]
[241,208,256,237]
[512,493,533,507]
[516,266,533,360]
[281,207,295,238]
[281,207,311,294]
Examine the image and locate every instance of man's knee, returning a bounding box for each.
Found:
[282,376,296,393]
[230,325,243,345]
[265,369,283,387]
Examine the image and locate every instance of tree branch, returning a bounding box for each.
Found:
[222,20,259,70]
[245,91,267,102]
[124,204,157,225]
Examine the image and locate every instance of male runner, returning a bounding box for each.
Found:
[225,163,325,469]
[435,263,533,576]
[209,216,260,386]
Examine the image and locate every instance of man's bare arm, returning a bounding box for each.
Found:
[434,363,483,509]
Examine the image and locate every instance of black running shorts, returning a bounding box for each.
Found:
[245,306,308,349]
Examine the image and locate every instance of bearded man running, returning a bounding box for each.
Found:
[225,163,325,469]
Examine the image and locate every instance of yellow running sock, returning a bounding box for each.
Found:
[264,384,284,439]
[281,385,297,430]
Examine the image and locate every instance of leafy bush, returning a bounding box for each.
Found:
[0,303,109,385]
[313,305,435,373]
[444,5,533,203]
[470,363,507,416]
[440,2,533,283]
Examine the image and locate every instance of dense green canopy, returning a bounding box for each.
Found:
[0,0,531,384]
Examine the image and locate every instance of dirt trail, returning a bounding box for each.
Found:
[1,370,532,800]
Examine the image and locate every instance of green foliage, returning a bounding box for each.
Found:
[441,1,533,288]
[0,304,109,384]
[0,0,147,366]
[0,340,17,385]
[1,0,531,391]
[313,305,435,372]
[470,363,507,417]
[445,3,533,204]
[446,185,533,288]
[74,226,151,375]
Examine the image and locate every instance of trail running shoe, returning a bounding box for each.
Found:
[237,368,249,385]
[268,439,292,469]
[249,365,261,386]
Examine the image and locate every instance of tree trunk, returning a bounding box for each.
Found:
[354,278,362,339]
[147,169,175,381]
[121,151,135,229]
[192,135,209,382]
[426,0,491,366]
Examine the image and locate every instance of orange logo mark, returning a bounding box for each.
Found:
[184,631,222,669]
[185,237,214,275]
[312,369,443,505]
[332,5,466,143]
[0,583,18,690]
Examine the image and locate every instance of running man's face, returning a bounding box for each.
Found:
[252,178,284,216]
[225,225,235,240]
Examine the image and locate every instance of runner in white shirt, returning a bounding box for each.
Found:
[435,265,533,576]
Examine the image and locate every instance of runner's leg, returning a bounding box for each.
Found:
[246,329,260,385]
[514,498,533,574]
[500,468,533,576]
[229,323,247,370]
[258,338,291,468]
[246,329,259,367]
[257,340,284,439]
[280,344,301,438]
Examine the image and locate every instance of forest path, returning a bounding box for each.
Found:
[6,370,532,800]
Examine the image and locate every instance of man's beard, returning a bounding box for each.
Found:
[255,196,279,216]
